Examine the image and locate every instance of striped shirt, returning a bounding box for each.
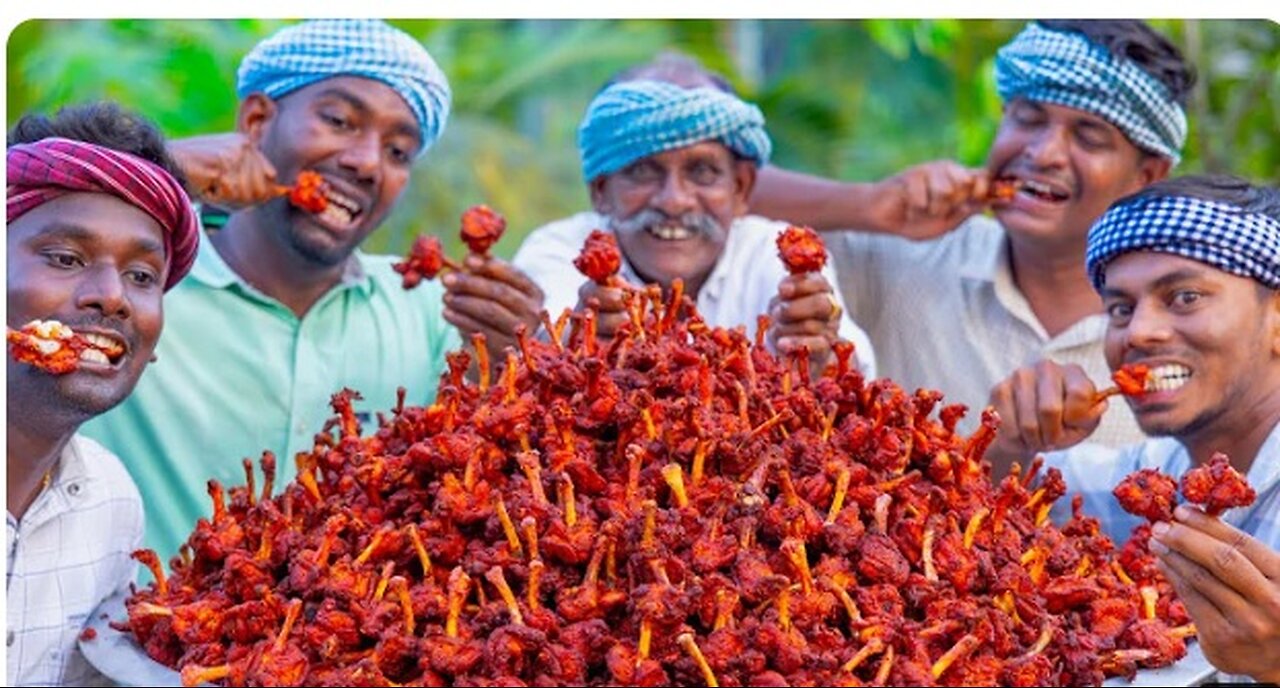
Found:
[827,214,1145,446]
[6,435,143,687]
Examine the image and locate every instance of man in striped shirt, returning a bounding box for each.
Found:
[6,102,199,686]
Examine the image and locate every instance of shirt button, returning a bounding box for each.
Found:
[66,483,82,496]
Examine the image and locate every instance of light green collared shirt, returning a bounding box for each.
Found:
[83,230,461,561]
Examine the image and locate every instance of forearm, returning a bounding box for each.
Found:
[750,166,884,233]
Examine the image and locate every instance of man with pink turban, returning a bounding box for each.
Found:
[6,102,198,686]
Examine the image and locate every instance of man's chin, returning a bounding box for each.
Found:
[58,386,130,418]
[288,232,359,268]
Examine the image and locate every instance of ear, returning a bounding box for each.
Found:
[236,93,277,145]
[731,160,759,217]
[1136,153,1173,188]
[1269,288,1280,358]
[588,176,613,216]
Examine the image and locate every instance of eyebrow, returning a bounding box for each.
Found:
[30,221,165,258]
[315,87,423,148]
[1100,267,1210,298]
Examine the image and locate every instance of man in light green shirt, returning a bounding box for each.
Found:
[83,231,461,558]
[83,20,544,560]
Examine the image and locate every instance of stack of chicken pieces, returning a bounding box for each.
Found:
[118,227,1238,687]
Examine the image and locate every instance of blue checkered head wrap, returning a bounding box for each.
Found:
[996,22,1187,164]
[577,80,772,182]
[237,19,451,156]
[1087,195,1280,291]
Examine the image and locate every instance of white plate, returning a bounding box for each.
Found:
[81,590,1220,687]
[1101,641,1218,687]
[78,590,185,687]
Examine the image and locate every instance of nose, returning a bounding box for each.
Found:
[1123,298,1174,352]
[75,265,131,321]
[1022,123,1070,170]
[651,172,697,217]
[335,130,382,184]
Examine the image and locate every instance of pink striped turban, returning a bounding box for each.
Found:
[7,137,199,290]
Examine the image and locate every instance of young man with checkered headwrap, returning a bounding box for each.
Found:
[750,20,1193,455]
[985,175,1280,683]
[7,102,200,686]
[82,20,544,562]
[513,54,878,379]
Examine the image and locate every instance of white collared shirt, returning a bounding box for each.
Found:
[6,435,143,687]
[513,211,877,377]
[826,214,1144,446]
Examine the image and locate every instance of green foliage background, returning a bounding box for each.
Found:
[8,19,1279,259]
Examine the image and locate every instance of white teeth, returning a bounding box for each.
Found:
[79,348,109,365]
[83,333,118,350]
[649,225,692,241]
[320,203,354,227]
[1145,364,1192,392]
[34,339,63,355]
[1020,179,1067,200]
[324,190,360,214]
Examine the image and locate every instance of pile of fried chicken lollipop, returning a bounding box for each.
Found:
[114,221,1255,687]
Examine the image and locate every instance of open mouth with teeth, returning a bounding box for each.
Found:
[315,187,364,228]
[79,332,127,366]
[1144,364,1192,393]
[7,319,126,374]
[646,224,696,241]
[996,176,1070,203]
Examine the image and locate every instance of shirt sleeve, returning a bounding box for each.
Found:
[513,215,594,325]
[821,257,878,378]
[823,229,885,328]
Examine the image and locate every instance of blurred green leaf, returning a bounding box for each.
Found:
[8,19,1277,259]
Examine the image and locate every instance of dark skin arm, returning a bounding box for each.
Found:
[1151,504,1280,683]
[768,272,841,377]
[443,255,545,378]
[750,162,994,238]
[169,133,279,209]
[986,360,1107,478]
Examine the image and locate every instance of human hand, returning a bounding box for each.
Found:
[768,272,841,375]
[1151,504,1280,683]
[442,255,545,373]
[986,360,1106,473]
[572,277,632,344]
[169,133,278,209]
[863,160,994,240]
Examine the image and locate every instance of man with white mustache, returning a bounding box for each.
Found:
[514,63,876,377]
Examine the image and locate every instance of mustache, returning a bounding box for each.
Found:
[610,208,725,240]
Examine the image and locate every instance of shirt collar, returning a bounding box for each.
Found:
[959,227,1107,347]
[11,436,97,530]
[188,229,373,297]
